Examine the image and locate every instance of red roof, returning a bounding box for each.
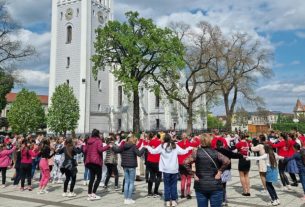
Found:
[6,93,48,105]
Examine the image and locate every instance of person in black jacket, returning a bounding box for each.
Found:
[216,140,243,206]
[112,134,145,205]
[57,138,82,197]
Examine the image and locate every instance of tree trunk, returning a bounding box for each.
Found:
[133,87,140,133]
[223,93,232,131]
[186,106,193,135]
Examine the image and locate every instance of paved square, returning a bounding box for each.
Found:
[0,160,305,207]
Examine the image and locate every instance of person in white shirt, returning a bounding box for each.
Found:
[145,134,192,207]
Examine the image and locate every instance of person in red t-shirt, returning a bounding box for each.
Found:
[146,133,162,197]
[235,134,251,196]
[177,132,193,199]
[211,135,228,149]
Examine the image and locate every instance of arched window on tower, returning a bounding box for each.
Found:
[66,26,72,44]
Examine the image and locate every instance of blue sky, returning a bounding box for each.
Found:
[6,0,305,114]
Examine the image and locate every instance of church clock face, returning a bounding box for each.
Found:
[97,11,105,24]
[65,8,73,21]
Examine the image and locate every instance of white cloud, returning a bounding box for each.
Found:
[6,0,51,27]
[257,83,294,92]
[292,85,305,93]
[17,70,49,88]
[296,31,305,39]
[291,60,301,65]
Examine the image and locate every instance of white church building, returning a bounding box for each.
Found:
[48,0,207,134]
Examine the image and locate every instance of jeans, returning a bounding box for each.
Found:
[266,182,278,201]
[195,190,223,207]
[163,173,178,201]
[299,172,305,193]
[84,167,90,181]
[124,168,136,199]
[31,157,40,178]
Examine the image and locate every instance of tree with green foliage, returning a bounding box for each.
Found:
[207,115,224,130]
[0,70,14,111]
[7,89,45,134]
[92,11,185,133]
[47,83,79,136]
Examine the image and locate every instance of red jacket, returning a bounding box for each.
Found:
[190,136,201,147]
[271,140,294,158]
[21,148,39,164]
[147,137,161,163]
[83,137,109,167]
[177,139,192,165]
[211,136,228,149]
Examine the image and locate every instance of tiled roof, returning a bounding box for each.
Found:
[5,93,48,105]
[294,99,305,112]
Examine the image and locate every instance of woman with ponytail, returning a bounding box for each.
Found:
[145,134,193,207]
[247,145,284,206]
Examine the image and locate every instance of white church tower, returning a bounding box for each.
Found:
[49,0,207,134]
[49,0,113,134]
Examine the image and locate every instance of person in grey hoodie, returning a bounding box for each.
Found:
[112,134,145,205]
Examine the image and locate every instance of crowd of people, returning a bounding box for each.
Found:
[0,129,305,207]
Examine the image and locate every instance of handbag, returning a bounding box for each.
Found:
[202,148,228,182]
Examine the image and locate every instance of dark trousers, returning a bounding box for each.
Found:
[266,182,278,201]
[104,163,119,187]
[278,160,289,186]
[86,163,102,194]
[163,173,178,201]
[64,170,76,193]
[14,167,21,185]
[0,167,7,185]
[20,163,32,187]
[147,162,161,194]
[289,173,298,184]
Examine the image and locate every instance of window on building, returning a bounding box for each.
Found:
[60,12,63,20]
[98,104,101,111]
[77,8,79,17]
[66,57,70,68]
[66,79,69,85]
[98,80,102,90]
[155,95,160,108]
[118,86,122,106]
[66,26,72,44]
[118,119,122,130]
[93,10,95,16]
[156,119,160,129]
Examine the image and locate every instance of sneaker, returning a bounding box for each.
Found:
[186,194,192,199]
[281,186,288,191]
[260,189,267,194]
[287,185,292,190]
[128,199,135,204]
[291,182,298,187]
[267,201,278,206]
[37,190,44,194]
[62,193,68,197]
[146,194,153,198]
[28,186,32,191]
[276,199,280,204]
[43,189,49,194]
[68,192,76,197]
[166,201,171,207]
[180,195,185,199]
[57,180,63,184]
[88,194,101,200]
[124,199,130,205]
[153,192,162,198]
[99,182,104,187]
[1,185,6,188]
[83,181,87,186]
[222,202,229,206]
[20,187,24,191]
[172,200,177,207]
